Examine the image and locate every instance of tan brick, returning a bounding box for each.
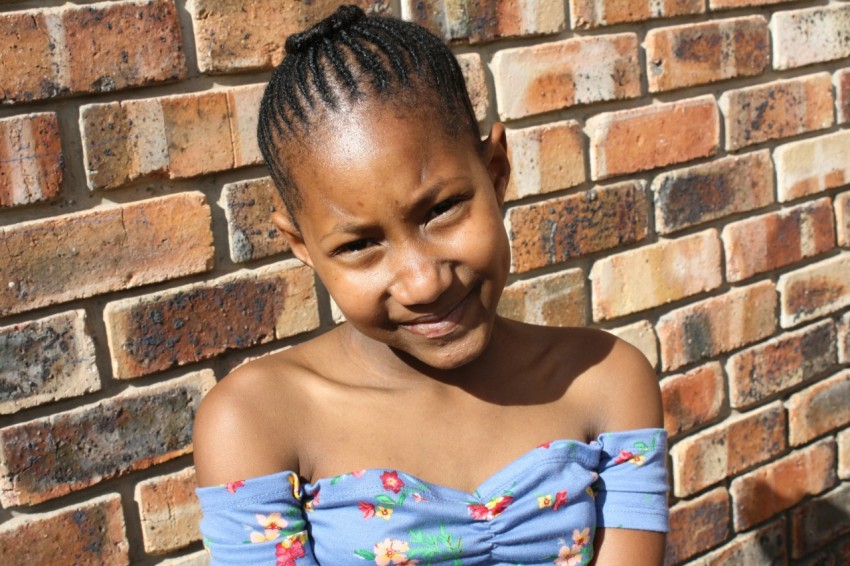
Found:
[657,281,777,371]
[667,488,730,564]
[105,260,319,379]
[839,428,850,480]
[587,96,720,181]
[787,370,850,446]
[608,320,658,369]
[225,84,265,168]
[791,484,850,557]
[505,120,585,201]
[0,192,214,317]
[0,371,214,507]
[497,269,586,327]
[730,438,836,531]
[135,467,201,554]
[720,73,834,151]
[0,113,63,208]
[646,16,769,93]
[162,92,233,178]
[653,151,773,235]
[771,5,850,70]
[727,320,836,410]
[837,192,850,247]
[222,177,290,263]
[591,230,722,321]
[662,362,725,438]
[775,130,850,202]
[711,0,796,8]
[691,519,787,566]
[456,53,489,122]
[840,312,850,365]
[837,69,850,125]
[722,197,836,282]
[0,310,100,416]
[671,402,786,497]
[491,34,640,121]
[570,0,703,29]
[777,254,850,328]
[0,494,129,566]
[506,181,648,273]
[158,551,210,566]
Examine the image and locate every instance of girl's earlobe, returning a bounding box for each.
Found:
[271,211,314,268]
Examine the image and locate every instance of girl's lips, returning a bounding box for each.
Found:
[400,294,469,339]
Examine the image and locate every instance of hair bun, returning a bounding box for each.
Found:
[285,5,366,54]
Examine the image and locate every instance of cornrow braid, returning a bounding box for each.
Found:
[257,4,480,218]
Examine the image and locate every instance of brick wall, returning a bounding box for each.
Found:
[0,0,848,564]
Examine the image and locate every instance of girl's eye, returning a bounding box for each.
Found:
[427,198,462,221]
[333,239,373,256]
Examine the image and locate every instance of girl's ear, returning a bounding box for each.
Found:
[271,210,314,268]
[483,122,511,206]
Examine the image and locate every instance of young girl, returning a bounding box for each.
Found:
[193,6,668,565]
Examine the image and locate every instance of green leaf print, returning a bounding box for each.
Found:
[354,549,376,560]
[374,494,396,506]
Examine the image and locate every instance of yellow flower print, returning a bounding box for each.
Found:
[248,512,287,543]
[375,506,394,520]
[537,494,553,509]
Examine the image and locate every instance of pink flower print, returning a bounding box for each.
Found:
[249,513,287,543]
[352,469,366,479]
[467,503,491,520]
[359,501,376,519]
[412,492,427,503]
[381,471,405,493]
[225,480,245,494]
[573,527,591,546]
[553,490,568,511]
[554,544,584,566]
[613,449,634,464]
[538,441,552,449]
[276,537,306,566]
[373,539,413,566]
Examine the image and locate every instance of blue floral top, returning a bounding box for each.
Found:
[196,428,669,565]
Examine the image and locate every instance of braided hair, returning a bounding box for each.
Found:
[257,5,480,217]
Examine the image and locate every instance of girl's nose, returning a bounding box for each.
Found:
[388,246,451,307]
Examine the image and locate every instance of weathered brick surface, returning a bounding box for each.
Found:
[608,320,658,369]
[222,177,289,263]
[670,402,786,497]
[504,120,584,201]
[0,192,214,317]
[0,493,129,566]
[774,130,850,202]
[839,428,850,480]
[105,260,319,379]
[652,150,773,235]
[840,312,850,365]
[661,362,725,438]
[726,320,836,410]
[837,192,850,248]
[691,518,787,566]
[719,73,834,151]
[590,230,722,321]
[722,197,836,282]
[0,310,100,416]
[587,96,719,181]
[646,16,769,93]
[710,0,796,9]
[771,5,850,70]
[491,34,640,121]
[657,281,777,371]
[158,551,210,566]
[730,439,836,531]
[666,488,730,565]
[0,0,186,104]
[837,69,850,125]
[497,269,586,328]
[506,181,648,273]
[0,371,214,507]
[791,484,850,557]
[135,467,201,554]
[0,113,63,208]
[456,53,489,122]
[570,0,703,29]
[786,370,850,446]
[777,254,850,328]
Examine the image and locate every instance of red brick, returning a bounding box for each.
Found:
[777,254,850,328]
[570,0,703,29]
[0,113,63,208]
[787,370,850,446]
[840,312,850,365]
[691,518,787,566]
[774,131,850,202]
[722,197,836,282]
[105,260,319,379]
[710,0,796,8]
[770,5,850,70]
[657,281,777,371]
[0,0,186,104]
[662,362,725,438]
[836,192,850,248]
[652,150,774,234]
[0,493,129,565]
[0,371,214,507]
[456,53,489,122]
[222,177,290,263]
[730,438,837,531]
[135,467,201,554]
[505,120,584,201]
[837,69,850,125]
[839,428,850,480]
[497,268,586,327]
[792,484,850,557]
[0,192,214,317]
[591,230,722,321]
[670,402,786,497]
[727,320,836,410]
[609,320,659,369]
[666,488,730,565]
[506,181,648,273]
[587,96,719,181]
[491,34,640,121]
[719,73,834,151]
[646,16,769,93]
[0,310,100,416]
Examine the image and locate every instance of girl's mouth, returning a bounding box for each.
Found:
[399,293,471,339]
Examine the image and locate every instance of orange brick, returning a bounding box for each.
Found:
[777,254,850,328]
[837,69,850,125]
[646,16,769,92]
[591,230,722,321]
[570,0,703,29]
[787,370,850,446]
[771,5,850,70]
[840,312,850,365]
[667,488,730,564]
[719,73,834,151]
[497,269,586,328]
[506,181,648,273]
[657,281,777,371]
[730,439,836,531]
[662,362,725,438]
[836,192,850,247]
[456,53,489,122]
[0,371,214,507]
[162,92,233,178]
[839,428,850,480]
[670,402,786,497]
[691,518,787,566]
[710,0,796,8]
[0,113,63,208]
[0,494,129,565]
[722,197,835,282]
[608,320,658,369]
[774,131,850,202]
[135,467,201,554]
[727,320,836,410]
[791,484,850,557]
[587,96,719,181]
[505,120,585,201]
[491,34,640,121]
[0,192,214,317]
[222,177,290,263]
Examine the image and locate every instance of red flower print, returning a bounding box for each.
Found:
[276,539,305,566]
[538,441,552,449]
[488,495,513,516]
[553,490,568,511]
[468,494,514,520]
[358,501,376,519]
[225,480,245,494]
[467,504,491,520]
[381,471,405,493]
[614,449,634,464]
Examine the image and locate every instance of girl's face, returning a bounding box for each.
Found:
[274,102,511,371]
